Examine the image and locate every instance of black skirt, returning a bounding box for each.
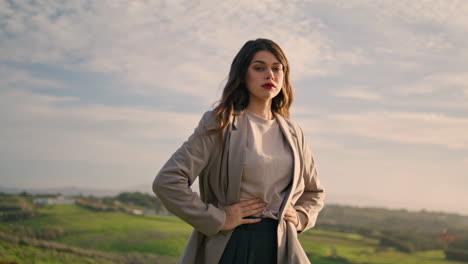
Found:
[218,218,278,264]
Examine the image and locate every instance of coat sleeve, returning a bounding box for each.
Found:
[293,126,325,233]
[152,111,226,236]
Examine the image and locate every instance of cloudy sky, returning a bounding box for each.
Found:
[1,0,467,215]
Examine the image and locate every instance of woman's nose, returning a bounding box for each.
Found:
[265,69,274,79]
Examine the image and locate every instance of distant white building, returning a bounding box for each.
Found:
[34,196,75,205]
[132,209,143,215]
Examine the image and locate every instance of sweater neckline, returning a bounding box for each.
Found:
[245,110,276,127]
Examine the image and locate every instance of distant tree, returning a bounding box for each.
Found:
[380,230,446,252]
[445,239,468,261]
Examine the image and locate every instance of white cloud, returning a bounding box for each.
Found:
[0,0,372,100]
[394,72,468,95]
[0,89,201,165]
[333,0,468,30]
[329,111,468,149]
[332,87,382,101]
[324,0,468,69]
[0,65,63,90]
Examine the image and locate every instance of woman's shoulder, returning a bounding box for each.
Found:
[276,114,304,137]
[197,110,217,131]
[200,109,215,121]
[199,109,237,129]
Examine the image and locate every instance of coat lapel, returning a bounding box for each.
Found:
[226,112,248,204]
[274,113,301,217]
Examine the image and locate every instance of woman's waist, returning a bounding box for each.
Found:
[237,216,279,232]
[239,194,284,219]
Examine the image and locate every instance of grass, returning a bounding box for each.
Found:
[3,205,191,257]
[1,204,467,264]
[0,240,115,264]
[300,229,468,264]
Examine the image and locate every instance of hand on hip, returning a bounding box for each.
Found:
[220,198,266,231]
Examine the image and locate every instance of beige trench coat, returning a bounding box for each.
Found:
[153,110,325,264]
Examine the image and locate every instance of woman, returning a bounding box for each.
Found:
[153,38,325,264]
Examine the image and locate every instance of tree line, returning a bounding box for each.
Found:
[316,204,468,261]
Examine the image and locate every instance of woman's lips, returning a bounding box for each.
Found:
[262,83,275,89]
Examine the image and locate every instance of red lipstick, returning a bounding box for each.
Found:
[261,83,275,89]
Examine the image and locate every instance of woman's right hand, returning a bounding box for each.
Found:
[220,198,266,231]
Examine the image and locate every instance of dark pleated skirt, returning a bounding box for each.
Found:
[218,218,278,264]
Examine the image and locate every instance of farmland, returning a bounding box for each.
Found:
[1,199,467,264]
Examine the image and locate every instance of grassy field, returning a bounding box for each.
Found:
[0,240,115,264]
[299,230,466,264]
[1,204,466,264]
[1,205,190,257]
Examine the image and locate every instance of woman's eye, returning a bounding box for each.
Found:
[253,66,282,72]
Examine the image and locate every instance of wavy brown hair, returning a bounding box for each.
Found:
[211,38,293,139]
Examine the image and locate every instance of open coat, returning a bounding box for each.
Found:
[153,110,325,264]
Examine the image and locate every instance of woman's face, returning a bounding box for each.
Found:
[245,50,284,104]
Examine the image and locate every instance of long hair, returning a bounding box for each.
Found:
[210,38,293,140]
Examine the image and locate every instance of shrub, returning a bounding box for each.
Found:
[0,209,37,221]
[445,248,468,261]
[36,226,65,240]
[445,239,468,261]
[11,226,35,238]
[379,230,445,252]
[380,236,414,253]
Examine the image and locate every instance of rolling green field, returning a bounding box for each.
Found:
[0,240,115,264]
[1,204,466,264]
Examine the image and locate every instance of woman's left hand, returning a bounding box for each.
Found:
[283,204,298,227]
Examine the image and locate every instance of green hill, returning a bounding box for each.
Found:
[0,239,115,264]
[2,204,188,257]
[1,203,467,264]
